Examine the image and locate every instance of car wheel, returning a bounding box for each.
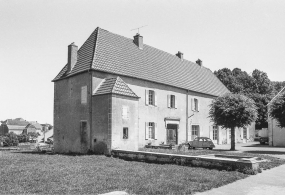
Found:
[192,147,195,149]
[209,147,213,150]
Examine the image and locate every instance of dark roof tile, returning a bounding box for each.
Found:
[53,27,229,97]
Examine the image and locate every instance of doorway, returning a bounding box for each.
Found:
[166,124,178,145]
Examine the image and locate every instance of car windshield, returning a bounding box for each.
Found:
[205,138,212,141]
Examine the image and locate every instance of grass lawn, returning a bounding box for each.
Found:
[140,148,285,171]
[0,151,249,195]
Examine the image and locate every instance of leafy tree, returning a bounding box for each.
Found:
[28,132,38,142]
[252,69,273,95]
[269,92,285,128]
[209,93,257,150]
[272,81,285,95]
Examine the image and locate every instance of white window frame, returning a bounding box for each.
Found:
[213,126,218,140]
[191,125,200,139]
[145,89,157,106]
[145,122,157,140]
[191,98,199,111]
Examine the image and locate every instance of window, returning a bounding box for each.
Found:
[122,106,129,119]
[80,121,87,143]
[145,122,156,140]
[194,98,198,111]
[213,126,218,140]
[191,125,199,139]
[123,127,128,139]
[145,90,157,106]
[170,95,175,108]
[229,130,231,140]
[149,90,154,105]
[243,128,247,139]
[81,86,87,104]
[192,98,199,111]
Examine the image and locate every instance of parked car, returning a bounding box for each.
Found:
[259,137,269,145]
[187,137,215,150]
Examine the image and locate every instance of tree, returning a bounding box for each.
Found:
[269,92,285,128]
[27,132,38,142]
[209,93,257,150]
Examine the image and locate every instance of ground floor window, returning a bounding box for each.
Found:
[243,128,247,139]
[229,130,231,140]
[192,125,199,139]
[148,122,155,139]
[213,126,218,140]
[123,127,128,139]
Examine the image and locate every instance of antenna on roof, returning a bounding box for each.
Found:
[131,25,148,34]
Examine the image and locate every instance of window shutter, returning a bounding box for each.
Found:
[154,91,157,106]
[175,95,178,109]
[197,99,200,111]
[145,90,149,105]
[155,123,158,140]
[145,122,149,140]
[191,98,194,111]
[198,126,201,137]
[167,95,170,108]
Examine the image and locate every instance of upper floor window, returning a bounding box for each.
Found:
[145,90,157,106]
[192,98,199,111]
[167,94,177,108]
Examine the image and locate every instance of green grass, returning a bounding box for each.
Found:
[0,151,248,195]
[140,148,285,170]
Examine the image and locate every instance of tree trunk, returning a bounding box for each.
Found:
[230,127,235,151]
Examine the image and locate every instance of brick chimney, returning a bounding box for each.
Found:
[176,51,183,60]
[196,59,202,66]
[67,42,78,72]
[133,33,143,49]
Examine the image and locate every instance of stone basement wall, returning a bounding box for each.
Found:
[111,150,260,174]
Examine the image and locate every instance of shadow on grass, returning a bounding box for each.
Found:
[244,151,285,155]
[12,150,106,156]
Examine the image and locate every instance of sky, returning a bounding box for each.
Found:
[1,0,285,124]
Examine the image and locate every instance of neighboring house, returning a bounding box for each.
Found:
[268,87,285,146]
[53,27,253,154]
[0,118,29,135]
[23,122,43,135]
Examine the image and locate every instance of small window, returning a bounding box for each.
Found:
[122,106,129,119]
[191,125,199,139]
[149,90,154,105]
[80,121,87,143]
[213,126,218,140]
[229,130,231,140]
[170,95,175,108]
[123,127,128,139]
[194,98,198,111]
[243,128,247,139]
[81,86,87,104]
[148,122,155,139]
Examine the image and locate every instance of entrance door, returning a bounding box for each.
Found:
[167,124,178,145]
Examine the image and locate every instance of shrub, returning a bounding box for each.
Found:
[4,132,19,146]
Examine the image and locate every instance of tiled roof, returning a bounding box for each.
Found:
[94,77,139,98]
[6,119,29,126]
[53,27,229,97]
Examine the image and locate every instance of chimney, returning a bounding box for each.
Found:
[133,33,143,49]
[176,51,183,60]
[67,42,78,72]
[196,59,202,66]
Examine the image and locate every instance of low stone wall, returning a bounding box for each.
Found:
[111,150,260,173]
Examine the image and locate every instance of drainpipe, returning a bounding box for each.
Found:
[89,70,93,152]
[271,119,274,146]
[186,90,188,142]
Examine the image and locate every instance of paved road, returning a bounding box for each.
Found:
[196,142,285,195]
